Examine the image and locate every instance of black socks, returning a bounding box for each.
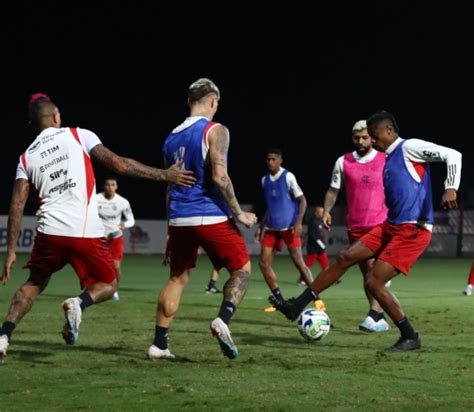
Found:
[78,292,94,312]
[395,316,417,339]
[0,321,16,342]
[218,300,236,325]
[153,326,169,350]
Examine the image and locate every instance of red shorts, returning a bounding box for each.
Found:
[25,232,117,289]
[262,230,302,252]
[360,222,432,275]
[108,236,124,262]
[167,220,249,273]
[347,227,374,244]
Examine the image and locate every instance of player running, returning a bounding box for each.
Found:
[0,93,195,363]
[97,177,135,301]
[149,78,257,361]
[270,110,462,351]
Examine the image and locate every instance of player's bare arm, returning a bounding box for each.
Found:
[2,179,30,285]
[254,212,267,243]
[323,187,340,229]
[294,194,307,236]
[90,144,196,186]
[208,125,257,228]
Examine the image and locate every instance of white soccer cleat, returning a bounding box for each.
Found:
[148,345,175,360]
[375,318,390,332]
[112,292,120,301]
[210,317,238,359]
[0,335,9,364]
[385,280,392,287]
[61,297,82,345]
[463,284,473,296]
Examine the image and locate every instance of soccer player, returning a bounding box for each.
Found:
[270,110,462,351]
[149,78,257,360]
[462,264,473,296]
[0,93,195,363]
[322,120,391,332]
[97,177,135,301]
[255,149,325,313]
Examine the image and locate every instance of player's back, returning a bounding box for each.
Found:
[19,127,104,238]
[163,117,230,220]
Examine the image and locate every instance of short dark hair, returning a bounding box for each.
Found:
[367,110,400,133]
[266,147,282,157]
[104,175,118,183]
[28,93,57,127]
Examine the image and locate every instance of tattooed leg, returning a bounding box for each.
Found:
[217,261,251,325]
[223,267,251,306]
[5,280,46,325]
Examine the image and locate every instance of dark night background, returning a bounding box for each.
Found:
[2,2,473,220]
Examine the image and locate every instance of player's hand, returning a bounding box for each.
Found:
[322,211,332,230]
[2,252,16,285]
[236,212,257,228]
[293,222,303,237]
[163,162,196,187]
[441,189,458,209]
[119,222,125,230]
[254,226,263,243]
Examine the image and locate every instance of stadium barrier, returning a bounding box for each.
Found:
[1,210,473,257]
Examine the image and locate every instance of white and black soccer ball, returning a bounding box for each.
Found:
[297,309,331,341]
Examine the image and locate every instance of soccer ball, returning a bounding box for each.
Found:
[297,309,331,341]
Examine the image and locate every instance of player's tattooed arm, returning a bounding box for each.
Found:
[2,179,29,284]
[208,125,242,216]
[90,144,196,186]
[223,269,250,306]
[6,179,29,253]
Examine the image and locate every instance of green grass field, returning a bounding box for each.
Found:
[0,254,473,411]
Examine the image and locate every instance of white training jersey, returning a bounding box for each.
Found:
[15,127,105,238]
[261,167,304,198]
[329,149,380,189]
[97,192,135,238]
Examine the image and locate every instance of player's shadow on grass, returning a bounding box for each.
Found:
[11,339,138,359]
[9,349,56,364]
[178,315,295,330]
[234,331,315,349]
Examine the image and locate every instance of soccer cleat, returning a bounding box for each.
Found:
[61,297,82,345]
[359,316,378,332]
[0,335,9,364]
[112,292,120,301]
[205,286,222,294]
[148,345,176,360]
[268,296,302,321]
[210,317,238,359]
[463,284,473,296]
[385,333,421,351]
[314,299,326,312]
[264,305,277,313]
[375,318,390,332]
[385,280,392,288]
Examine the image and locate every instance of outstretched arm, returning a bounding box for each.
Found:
[2,179,30,285]
[90,144,196,186]
[208,125,256,228]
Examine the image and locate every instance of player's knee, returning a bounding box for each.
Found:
[259,259,270,270]
[336,249,356,266]
[26,273,51,292]
[364,273,381,294]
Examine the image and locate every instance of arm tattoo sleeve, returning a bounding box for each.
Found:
[210,127,242,216]
[91,144,165,181]
[7,180,29,252]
